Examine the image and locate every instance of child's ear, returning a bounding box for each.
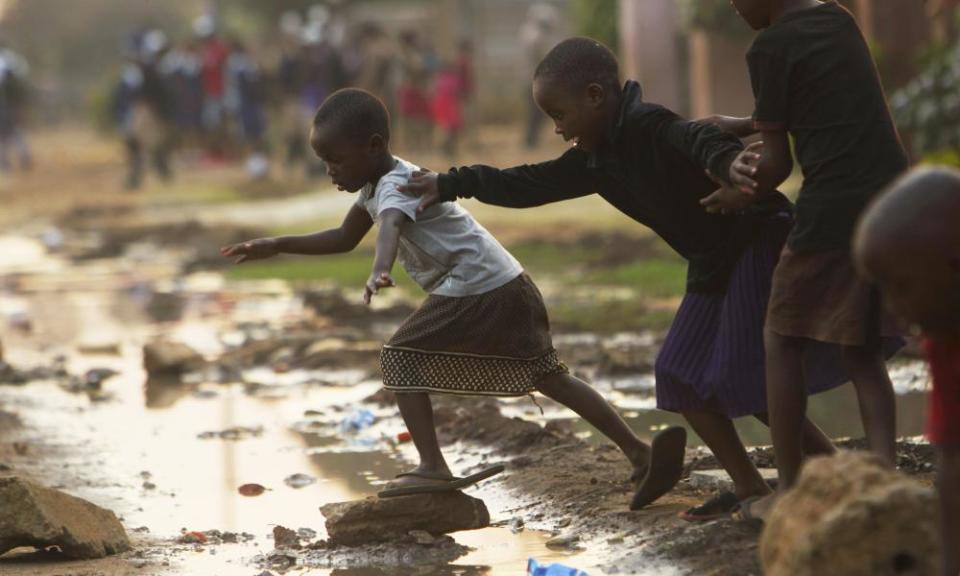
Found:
[369,133,386,153]
[586,83,605,109]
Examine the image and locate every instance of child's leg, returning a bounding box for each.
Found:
[939,445,960,576]
[535,372,650,472]
[765,329,809,489]
[394,391,452,479]
[683,410,771,500]
[841,344,897,465]
[753,412,837,457]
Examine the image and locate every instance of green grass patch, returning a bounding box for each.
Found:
[584,259,688,298]
[507,241,600,276]
[225,251,418,292]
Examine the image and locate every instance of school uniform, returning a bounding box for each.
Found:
[434,80,863,417]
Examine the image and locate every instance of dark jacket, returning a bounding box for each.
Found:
[437,80,792,293]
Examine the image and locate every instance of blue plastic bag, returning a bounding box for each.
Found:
[339,408,376,432]
[528,558,589,576]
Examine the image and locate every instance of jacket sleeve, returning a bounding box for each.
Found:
[642,105,743,184]
[436,147,595,208]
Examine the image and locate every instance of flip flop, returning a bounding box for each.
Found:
[629,426,687,510]
[732,495,765,524]
[679,491,740,522]
[377,464,505,498]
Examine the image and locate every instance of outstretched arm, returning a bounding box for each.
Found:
[364,208,405,304]
[399,147,594,212]
[697,115,758,139]
[221,204,373,262]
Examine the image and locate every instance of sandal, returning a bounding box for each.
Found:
[377,464,505,498]
[679,491,740,522]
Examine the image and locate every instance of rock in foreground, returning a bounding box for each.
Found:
[761,451,939,576]
[0,476,130,558]
[320,492,489,546]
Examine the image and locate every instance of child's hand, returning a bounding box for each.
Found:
[220,238,279,264]
[363,271,396,305]
[728,141,763,192]
[398,169,440,214]
[700,171,757,215]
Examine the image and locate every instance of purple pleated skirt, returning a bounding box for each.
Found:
[654,213,903,418]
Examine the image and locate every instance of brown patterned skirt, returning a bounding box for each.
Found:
[380,274,567,396]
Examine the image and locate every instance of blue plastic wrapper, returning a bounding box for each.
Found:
[527,558,589,576]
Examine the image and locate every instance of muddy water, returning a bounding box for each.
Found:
[0,235,929,576]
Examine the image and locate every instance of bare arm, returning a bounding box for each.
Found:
[745,129,793,194]
[698,115,758,139]
[364,208,406,304]
[221,204,373,262]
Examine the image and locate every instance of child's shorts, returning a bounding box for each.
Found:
[924,337,960,445]
[765,247,902,346]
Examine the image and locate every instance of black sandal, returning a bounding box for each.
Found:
[377,465,505,498]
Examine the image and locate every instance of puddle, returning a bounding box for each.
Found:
[0,232,932,576]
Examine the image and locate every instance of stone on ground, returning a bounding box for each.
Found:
[689,468,778,493]
[320,492,489,546]
[0,476,130,558]
[761,451,939,576]
[143,339,204,376]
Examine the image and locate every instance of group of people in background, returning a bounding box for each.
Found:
[113,8,477,190]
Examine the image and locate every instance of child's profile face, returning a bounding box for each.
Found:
[730,0,771,30]
[310,126,377,193]
[533,77,608,153]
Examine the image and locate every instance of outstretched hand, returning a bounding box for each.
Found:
[398,169,440,214]
[220,238,279,264]
[364,271,396,305]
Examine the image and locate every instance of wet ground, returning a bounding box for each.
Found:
[0,130,938,576]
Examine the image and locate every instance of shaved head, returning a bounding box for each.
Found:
[855,166,960,333]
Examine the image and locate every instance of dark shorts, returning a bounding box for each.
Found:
[766,247,902,346]
[380,274,567,396]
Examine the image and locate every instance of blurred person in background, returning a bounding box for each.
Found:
[113,29,174,190]
[520,3,557,149]
[225,39,268,180]
[196,15,230,163]
[431,61,463,158]
[396,30,432,152]
[0,40,33,173]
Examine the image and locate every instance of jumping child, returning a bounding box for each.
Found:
[710,0,909,519]
[855,166,960,576]
[402,38,845,515]
[221,88,685,502]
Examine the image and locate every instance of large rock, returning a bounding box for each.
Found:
[320,492,489,546]
[761,451,939,576]
[0,476,130,558]
[143,340,204,376]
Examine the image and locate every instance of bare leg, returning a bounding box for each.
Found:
[683,410,771,500]
[765,330,809,489]
[939,445,960,576]
[753,412,837,457]
[535,372,651,473]
[841,344,897,466]
[392,392,452,486]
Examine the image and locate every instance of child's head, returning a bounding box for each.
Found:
[310,88,391,193]
[729,0,777,30]
[532,37,622,153]
[855,166,960,335]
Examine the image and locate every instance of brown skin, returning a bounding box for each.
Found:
[402,67,839,511]
[854,166,960,576]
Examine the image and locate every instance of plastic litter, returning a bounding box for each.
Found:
[340,408,375,432]
[527,558,589,576]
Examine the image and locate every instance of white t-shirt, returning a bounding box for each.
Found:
[355,157,523,297]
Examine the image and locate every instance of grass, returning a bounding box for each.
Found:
[584,259,688,298]
[225,250,418,293]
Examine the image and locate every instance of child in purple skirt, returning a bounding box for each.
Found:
[403,37,851,516]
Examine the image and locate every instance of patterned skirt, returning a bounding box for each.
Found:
[655,213,903,418]
[380,274,567,396]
